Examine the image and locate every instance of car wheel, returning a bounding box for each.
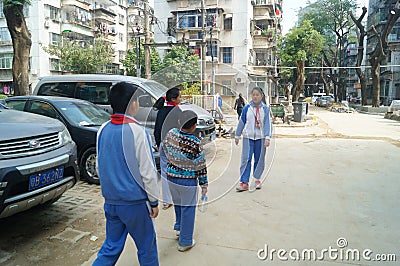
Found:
[80,147,100,185]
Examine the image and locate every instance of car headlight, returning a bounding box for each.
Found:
[59,128,73,145]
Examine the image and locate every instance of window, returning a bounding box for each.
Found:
[222,47,233,63]
[222,80,234,96]
[0,27,12,43]
[206,41,218,58]
[0,3,3,18]
[6,100,26,111]
[50,33,61,46]
[119,14,125,25]
[224,14,232,30]
[49,6,60,21]
[119,33,124,42]
[27,101,58,119]
[50,58,61,71]
[0,54,13,69]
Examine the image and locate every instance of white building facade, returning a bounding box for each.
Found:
[0,0,131,91]
[153,0,282,102]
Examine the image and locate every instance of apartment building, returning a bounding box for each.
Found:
[0,0,131,91]
[366,0,400,105]
[153,0,282,101]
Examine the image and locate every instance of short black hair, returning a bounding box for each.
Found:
[110,82,138,114]
[180,110,198,130]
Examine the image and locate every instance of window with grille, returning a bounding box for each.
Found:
[222,47,233,63]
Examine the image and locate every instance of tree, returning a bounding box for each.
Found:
[279,20,324,100]
[368,2,400,107]
[42,38,114,74]
[121,39,162,77]
[151,46,200,89]
[300,0,357,101]
[350,7,368,106]
[2,0,31,95]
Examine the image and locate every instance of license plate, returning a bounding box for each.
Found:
[29,166,64,191]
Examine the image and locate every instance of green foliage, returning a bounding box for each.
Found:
[121,39,162,77]
[299,0,357,47]
[0,94,8,99]
[41,38,114,74]
[181,82,201,95]
[152,46,200,88]
[279,20,324,66]
[1,0,30,7]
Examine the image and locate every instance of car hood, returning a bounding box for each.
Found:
[0,109,64,141]
[179,102,213,120]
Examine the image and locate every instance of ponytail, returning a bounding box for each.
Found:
[153,87,181,110]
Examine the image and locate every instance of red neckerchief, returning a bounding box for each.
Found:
[166,101,179,107]
[110,114,138,124]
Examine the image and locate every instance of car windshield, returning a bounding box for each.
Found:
[53,101,110,127]
[142,80,169,98]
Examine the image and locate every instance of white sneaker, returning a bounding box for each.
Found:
[177,240,196,252]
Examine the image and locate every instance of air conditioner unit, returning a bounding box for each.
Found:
[44,20,50,28]
[253,30,261,36]
[167,36,176,43]
[236,77,245,83]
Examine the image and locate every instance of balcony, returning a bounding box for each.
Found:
[253,38,276,49]
[94,9,116,24]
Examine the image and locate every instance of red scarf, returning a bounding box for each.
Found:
[166,101,179,107]
[110,114,137,124]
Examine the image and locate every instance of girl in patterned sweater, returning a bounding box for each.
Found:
[162,110,208,252]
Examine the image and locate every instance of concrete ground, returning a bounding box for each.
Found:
[83,107,400,266]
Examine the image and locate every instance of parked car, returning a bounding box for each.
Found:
[0,109,79,218]
[5,96,110,184]
[316,95,335,107]
[388,100,400,112]
[33,74,216,143]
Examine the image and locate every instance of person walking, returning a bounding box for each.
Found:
[234,93,245,119]
[235,87,272,192]
[163,110,208,252]
[93,82,160,266]
[153,87,182,210]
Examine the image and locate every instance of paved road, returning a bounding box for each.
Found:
[1,107,399,265]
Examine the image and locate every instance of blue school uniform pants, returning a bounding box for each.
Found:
[240,138,266,183]
[168,177,198,246]
[93,203,159,266]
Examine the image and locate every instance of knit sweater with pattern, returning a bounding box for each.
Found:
[162,128,208,187]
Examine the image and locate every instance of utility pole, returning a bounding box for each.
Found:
[144,0,151,79]
[201,0,207,95]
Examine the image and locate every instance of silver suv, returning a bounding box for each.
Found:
[33,74,216,143]
[0,109,79,218]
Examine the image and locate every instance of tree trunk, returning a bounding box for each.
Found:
[350,7,367,106]
[370,59,380,107]
[294,61,305,100]
[3,5,32,96]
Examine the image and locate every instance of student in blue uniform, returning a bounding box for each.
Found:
[93,82,160,266]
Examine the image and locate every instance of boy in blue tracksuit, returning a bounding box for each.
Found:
[93,82,160,266]
[235,87,272,192]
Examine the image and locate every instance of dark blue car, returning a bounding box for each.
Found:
[5,96,110,184]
